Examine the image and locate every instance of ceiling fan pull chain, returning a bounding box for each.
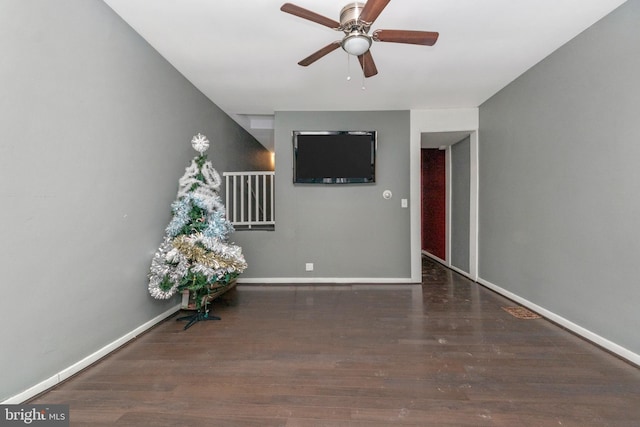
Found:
[347,54,352,81]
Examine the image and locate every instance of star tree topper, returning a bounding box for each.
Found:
[191,133,210,154]
[177,133,220,200]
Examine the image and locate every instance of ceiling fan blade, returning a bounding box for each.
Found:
[280,3,340,29]
[359,0,391,25]
[373,29,439,46]
[358,50,378,78]
[298,41,341,66]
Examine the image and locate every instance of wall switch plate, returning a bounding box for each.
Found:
[401,198,408,208]
[305,263,314,271]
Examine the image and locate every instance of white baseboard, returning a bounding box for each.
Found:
[449,264,473,280]
[237,284,419,292]
[237,277,414,284]
[477,277,640,366]
[422,250,446,266]
[2,304,181,404]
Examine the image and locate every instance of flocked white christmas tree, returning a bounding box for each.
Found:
[148,133,247,328]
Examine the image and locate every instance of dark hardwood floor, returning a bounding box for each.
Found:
[31,257,640,426]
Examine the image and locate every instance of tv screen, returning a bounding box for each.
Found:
[293,131,377,184]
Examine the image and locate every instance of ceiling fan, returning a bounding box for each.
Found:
[280,0,439,78]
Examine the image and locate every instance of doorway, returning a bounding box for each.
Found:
[419,130,477,280]
[421,148,446,260]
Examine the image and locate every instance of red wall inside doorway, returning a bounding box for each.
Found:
[421,149,446,260]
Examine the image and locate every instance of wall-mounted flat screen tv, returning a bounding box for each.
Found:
[293,130,377,184]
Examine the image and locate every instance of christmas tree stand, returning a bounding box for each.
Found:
[176,310,221,330]
[176,280,237,329]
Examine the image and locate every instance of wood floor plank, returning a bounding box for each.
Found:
[29,257,640,425]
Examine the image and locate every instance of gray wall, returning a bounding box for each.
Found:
[0,0,270,401]
[234,110,412,280]
[451,136,470,273]
[479,0,640,354]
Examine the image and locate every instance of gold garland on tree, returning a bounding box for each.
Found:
[172,235,247,272]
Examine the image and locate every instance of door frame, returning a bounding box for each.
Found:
[410,109,479,283]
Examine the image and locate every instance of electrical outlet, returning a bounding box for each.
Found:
[305,263,314,271]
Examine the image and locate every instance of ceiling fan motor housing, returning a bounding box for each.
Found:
[340,2,369,31]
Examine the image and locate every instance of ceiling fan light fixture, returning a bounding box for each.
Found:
[341,32,371,56]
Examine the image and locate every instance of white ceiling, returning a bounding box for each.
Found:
[102,0,627,151]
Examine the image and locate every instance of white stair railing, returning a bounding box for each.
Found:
[223,171,275,229]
